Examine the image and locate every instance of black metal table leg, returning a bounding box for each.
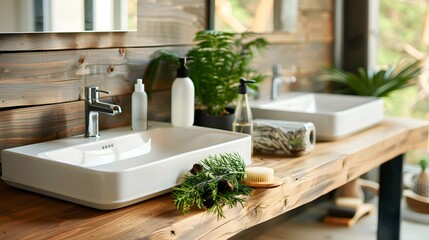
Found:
[377,154,404,240]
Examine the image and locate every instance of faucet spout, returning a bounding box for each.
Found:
[271,64,297,100]
[84,86,122,138]
[89,101,122,115]
[271,77,282,101]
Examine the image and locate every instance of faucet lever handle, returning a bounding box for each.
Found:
[96,89,111,95]
[85,86,110,101]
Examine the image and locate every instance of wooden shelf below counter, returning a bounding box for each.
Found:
[0,117,428,240]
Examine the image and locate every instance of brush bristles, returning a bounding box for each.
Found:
[245,167,274,182]
[335,197,363,210]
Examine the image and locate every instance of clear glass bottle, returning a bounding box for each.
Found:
[233,78,255,135]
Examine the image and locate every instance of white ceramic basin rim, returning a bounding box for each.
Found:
[259,93,380,114]
[1,123,252,209]
[39,133,152,167]
[251,92,384,140]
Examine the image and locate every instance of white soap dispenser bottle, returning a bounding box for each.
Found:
[132,78,148,131]
[233,78,255,135]
[171,57,195,127]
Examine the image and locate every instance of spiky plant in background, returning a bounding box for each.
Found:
[322,60,422,97]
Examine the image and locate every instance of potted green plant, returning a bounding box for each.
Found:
[321,60,422,97]
[144,30,269,130]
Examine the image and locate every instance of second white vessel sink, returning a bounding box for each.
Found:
[251,92,384,140]
[1,122,251,209]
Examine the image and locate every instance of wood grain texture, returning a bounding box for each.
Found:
[0,46,186,157]
[299,0,333,11]
[0,0,334,161]
[254,42,333,97]
[254,14,333,44]
[0,90,168,155]
[0,117,427,239]
[305,11,334,42]
[0,47,188,108]
[0,0,206,52]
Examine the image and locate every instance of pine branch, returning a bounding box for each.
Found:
[172,152,253,219]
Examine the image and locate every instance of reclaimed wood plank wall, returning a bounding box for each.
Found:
[0,0,333,160]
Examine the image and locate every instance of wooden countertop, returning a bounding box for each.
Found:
[1,117,428,240]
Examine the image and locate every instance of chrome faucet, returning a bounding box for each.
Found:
[85,86,122,138]
[271,64,297,100]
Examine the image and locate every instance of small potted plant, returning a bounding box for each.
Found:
[144,30,269,130]
[414,158,429,198]
[405,158,429,214]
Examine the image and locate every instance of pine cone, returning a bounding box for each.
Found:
[201,189,214,209]
[190,163,203,175]
[203,197,215,209]
[217,179,234,194]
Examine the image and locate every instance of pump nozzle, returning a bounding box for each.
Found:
[177,57,189,78]
[238,78,255,94]
[135,78,144,92]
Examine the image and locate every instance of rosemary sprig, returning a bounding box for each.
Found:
[172,152,253,219]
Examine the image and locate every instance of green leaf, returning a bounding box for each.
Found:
[143,50,179,98]
[321,59,422,97]
[172,152,253,220]
[420,159,428,171]
[187,30,269,116]
[142,31,269,116]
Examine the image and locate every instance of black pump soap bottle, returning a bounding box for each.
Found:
[233,78,255,135]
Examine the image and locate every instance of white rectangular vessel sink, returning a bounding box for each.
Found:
[251,92,384,140]
[1,122,251,209]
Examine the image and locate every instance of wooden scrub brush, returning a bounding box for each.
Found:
[243,167,282,188]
